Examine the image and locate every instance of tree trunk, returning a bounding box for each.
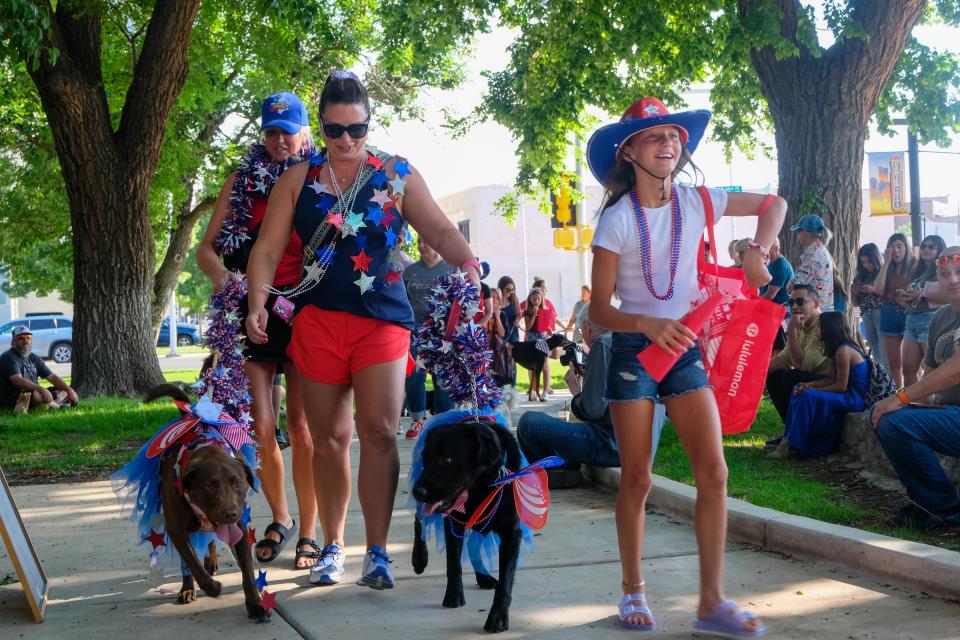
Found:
[26,1,201,396]
[743,0,926,292]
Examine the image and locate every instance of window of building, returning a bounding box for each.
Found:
[457,220,470,244]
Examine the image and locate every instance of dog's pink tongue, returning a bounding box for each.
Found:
[422,501,444,517]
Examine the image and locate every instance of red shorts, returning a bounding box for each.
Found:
[288,307,413,384]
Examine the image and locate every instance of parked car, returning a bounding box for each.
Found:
[157,319,202,347]
[0,313,73,363]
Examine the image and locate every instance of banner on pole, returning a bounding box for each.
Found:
[868,151,908,216]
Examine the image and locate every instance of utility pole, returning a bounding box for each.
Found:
[893,118,922,246]
[574,136,589,288]
[166,290,178,357]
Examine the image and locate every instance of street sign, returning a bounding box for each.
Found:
[715,185,743,192]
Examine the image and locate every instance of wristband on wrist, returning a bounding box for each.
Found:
[756,193,776,219]
[747,242,771,264]
[459,259,481,272]
[896,389,910,405]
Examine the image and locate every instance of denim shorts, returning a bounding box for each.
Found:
[605,332,711,403]
[903,311,933,344]
[526,330,550,342]
[879,300,906,337]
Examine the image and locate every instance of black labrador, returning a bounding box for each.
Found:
[411,419,524,633]
[510,332,570,378]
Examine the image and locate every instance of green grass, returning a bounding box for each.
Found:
[60,369,201,387]
[0,396,186,475]
[653,401,867,524]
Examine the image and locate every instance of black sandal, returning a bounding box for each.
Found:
[254,519,295,563]
[294,537,321,569]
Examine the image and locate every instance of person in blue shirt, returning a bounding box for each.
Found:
[760,240,793,306]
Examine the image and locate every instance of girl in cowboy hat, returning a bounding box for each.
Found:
[587,97,785,637]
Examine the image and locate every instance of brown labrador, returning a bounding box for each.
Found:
[159,441,267,621]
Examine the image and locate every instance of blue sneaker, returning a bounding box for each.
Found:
[309,543,345,585]
[356,546,395,590]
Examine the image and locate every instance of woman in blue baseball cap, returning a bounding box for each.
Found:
[587,97,784,636]
[789,213,835,312]
[197,90,321,570]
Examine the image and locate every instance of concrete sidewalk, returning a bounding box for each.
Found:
[2,394,959,638]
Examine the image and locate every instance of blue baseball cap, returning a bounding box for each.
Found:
[261,92,308,134]
[790,214,826,233]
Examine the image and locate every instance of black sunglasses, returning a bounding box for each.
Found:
[788,297,808,307]
[921,243,939,250]
[321,120,369,139]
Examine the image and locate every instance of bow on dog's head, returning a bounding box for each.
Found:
[413,420,521,517]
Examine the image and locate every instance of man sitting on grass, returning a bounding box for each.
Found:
[870,247,960,531]
[0,325,78,412]
[765,284,831,436]
[516,302,665,489]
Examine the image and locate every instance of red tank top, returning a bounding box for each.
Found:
[249,197,303,287]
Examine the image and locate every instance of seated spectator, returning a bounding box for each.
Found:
[766,284,832,427]
[870,246,960,531]
[0,325,78,411]
[517,302,666,488]
[770,312,868,459]
[761,240,794,352]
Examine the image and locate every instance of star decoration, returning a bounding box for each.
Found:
[144,530,166,549]
[254,570,269,591]
[393,159,411,178]
[355,272,375,294]
[307,180,330,195]
[304,262,324,281]
[440,341,453,354]
[370,189,392,207]
[254,166,272,179]
[259,590,278,614]
[379,210,396,229]
[340,222,358,238]
[345,212,367,231]
[325,212,344,228]
[315,193,337,211]
[241,504,251,525]
[385,229,398,246]
[382,194,401,213]
[370,170,389,188]
[254,180,269,194]
[389,176,406,196]
[351,250,373,272]
[365,205,385,226]
[367,153,384,169]
[316,246,337,266]
[383,269,402,285]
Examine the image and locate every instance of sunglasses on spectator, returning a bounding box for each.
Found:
[320,120,370,139]
[921,243,940,250]
[788,297,809,307]
[935,254,960,268]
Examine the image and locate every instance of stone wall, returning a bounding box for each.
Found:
[839,411,960,488]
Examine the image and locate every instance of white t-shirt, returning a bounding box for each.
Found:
[591,186,729,320]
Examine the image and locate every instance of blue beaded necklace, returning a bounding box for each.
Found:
[628,185,683,301]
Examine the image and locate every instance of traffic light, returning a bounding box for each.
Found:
[550,179,577,229]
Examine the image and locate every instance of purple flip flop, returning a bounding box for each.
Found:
[693,600,767,638]
[618,593,656,631]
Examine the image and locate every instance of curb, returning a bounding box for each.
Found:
[583,465,960,601]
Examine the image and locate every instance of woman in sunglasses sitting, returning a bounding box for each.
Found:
[769,312,868,459]
[245,71,479,590]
